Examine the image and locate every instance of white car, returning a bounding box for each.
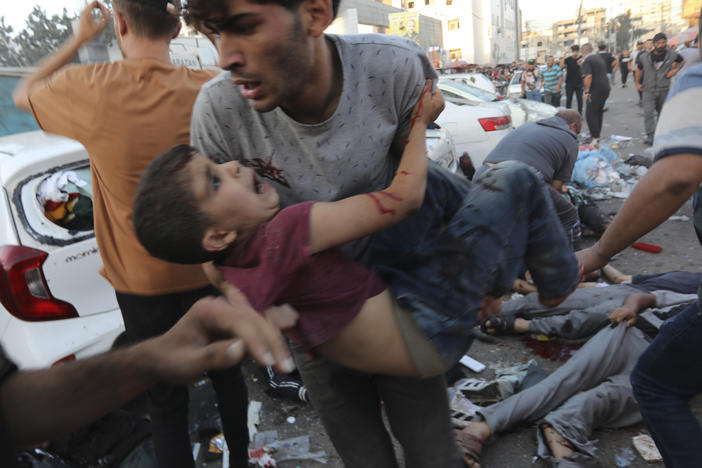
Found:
[442,72,498,94]
[0,73,125,369]
[439,78,558,128]
[435,100,511,168]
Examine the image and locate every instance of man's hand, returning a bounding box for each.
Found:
[636,82,643,92]
[143,296,294,384]
[609,305,638,327]
[412,80,445,126]
[76,1,111,44]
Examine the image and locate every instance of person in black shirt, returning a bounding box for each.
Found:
[619,49,632,87]
[598,43,619,85]
[562,45,584,114]
[581,43,610,142]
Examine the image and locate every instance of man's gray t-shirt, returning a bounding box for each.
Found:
[191,34,436,210]
[482,116,578,183]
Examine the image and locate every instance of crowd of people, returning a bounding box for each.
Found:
[2,1,702,467]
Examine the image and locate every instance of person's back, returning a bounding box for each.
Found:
[12,2,249,467]
[584,53,610,92]
[482,115,578,184]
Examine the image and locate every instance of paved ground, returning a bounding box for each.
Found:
[193,81,702,468]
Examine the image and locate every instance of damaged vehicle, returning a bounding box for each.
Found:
[0,70,124,369]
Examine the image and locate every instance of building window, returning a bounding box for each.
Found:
[425,0,431,4]
[446,0,452,4]
[408,1,415,8]
[448,19,460,31]
[449,48,462,60]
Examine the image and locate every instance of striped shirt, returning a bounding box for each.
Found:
[541,64,563,92]
[653,62,702,302]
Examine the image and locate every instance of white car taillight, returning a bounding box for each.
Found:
[0,245,78,321]
[479,116,512,132]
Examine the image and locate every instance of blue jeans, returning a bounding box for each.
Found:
[630,301,702,467]
[526,90,542,101]
[368,162,579,365]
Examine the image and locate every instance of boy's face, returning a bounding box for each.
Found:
[203,0,315,113]
[188,153,280,241]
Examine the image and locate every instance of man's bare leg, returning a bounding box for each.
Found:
[541,423,574,459]
[456,421,491,468]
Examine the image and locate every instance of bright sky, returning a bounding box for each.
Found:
[2,1,84,33]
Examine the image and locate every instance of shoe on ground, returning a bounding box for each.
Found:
[643,135,654,146]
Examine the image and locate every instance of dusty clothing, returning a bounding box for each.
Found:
[217,202,385,350]
[28,59,215,295]
[192,34,463,468]
[637,49,683,93]
[522,69,540,91]
[481,116,578,184]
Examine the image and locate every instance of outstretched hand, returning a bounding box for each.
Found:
[145,295,294,385]
[77,1,111,44]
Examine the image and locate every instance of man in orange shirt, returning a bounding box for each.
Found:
[13,1,291,466]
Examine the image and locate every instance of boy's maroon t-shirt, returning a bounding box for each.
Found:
[217,201,386,349]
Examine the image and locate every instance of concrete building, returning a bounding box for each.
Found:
[389,0,519,65]
[327,0,443,51]
[551,8,607,56]
[519,23,552,63]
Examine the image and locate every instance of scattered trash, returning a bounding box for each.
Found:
[614,447,636,467]
[610,134,633,142]
[192,442,201,461]
[632,434,662,462]
[248,401,263,438]
[459,354,486,373]
[250,431,327,465]
[632,242,662,253]
[522,336,584,361]
[573,146,622,189]
[209,433,226,454]
[286,416,296,424]
[668,215,690,222]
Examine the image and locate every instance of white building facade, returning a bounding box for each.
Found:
[391,0,519,65]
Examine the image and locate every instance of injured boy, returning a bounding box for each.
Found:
[132,81,580,378]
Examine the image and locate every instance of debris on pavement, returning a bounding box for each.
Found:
[632,434,663,462]
[632,242,663,253]
[248,401,263,438]
[459,354,486,372]
[614,447,636,466]
[208,433,225,454]
[249,431,328,466]
[668,215,690,222]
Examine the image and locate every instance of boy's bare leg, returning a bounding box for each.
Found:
[601,264,632,284]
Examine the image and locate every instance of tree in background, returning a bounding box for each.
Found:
[0,2,115,67]
[0,17,24,67]
[13,7,76,66]
[611,11,652,52]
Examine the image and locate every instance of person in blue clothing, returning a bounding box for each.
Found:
[541,55,563,106]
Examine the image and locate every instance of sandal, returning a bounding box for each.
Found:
[450,391,480,428]
[456,430,483,467]
[480,314,516,336]
[454,378,501,405]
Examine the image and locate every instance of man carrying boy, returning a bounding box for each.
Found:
[12,1,292,466]
[183,0,468,465]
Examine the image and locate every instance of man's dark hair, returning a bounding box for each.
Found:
[113,0,182,40]
[133,144,217,264]
[183,0,341,29]
[571,45,580,52]
[598,43,607,51]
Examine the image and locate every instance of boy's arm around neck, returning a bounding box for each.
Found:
[308,81,444,255]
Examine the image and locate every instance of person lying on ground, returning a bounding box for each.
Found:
[0,294,291,465]
[132,81,580,378]
[484,270,702,339]
[456,288,696,467]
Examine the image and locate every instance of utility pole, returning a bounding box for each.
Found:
[576,0,584,45]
